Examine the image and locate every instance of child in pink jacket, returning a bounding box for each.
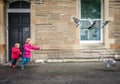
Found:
[21,38,40,69]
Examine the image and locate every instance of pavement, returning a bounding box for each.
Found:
[0,62,120,84]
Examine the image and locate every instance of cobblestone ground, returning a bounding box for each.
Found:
[0,62,120,84]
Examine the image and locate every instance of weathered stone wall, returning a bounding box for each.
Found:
[109,0,120,49]
[32,0,79,49]
[0,0,6,63]
[32,0,120,50]
[31,0,120,61]
[1,0,120,63]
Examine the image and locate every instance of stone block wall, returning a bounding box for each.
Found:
[31,0,120,61]
[32,0,79,49]
[1,0,120,63]
[109,0,120,49]
[0,0,6,63]
[32,0,120,50]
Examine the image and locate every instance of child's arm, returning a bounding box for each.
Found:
[16,49,21,55]
[24,44,32,52]
[12,48,19,53]
[31,44,40,50]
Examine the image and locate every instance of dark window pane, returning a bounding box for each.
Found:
[21,1,30,8]
[80,20,101,40]
[9,1,20,8]
[9,14,20,26]
[81,0,101,19]
[21,15,30,25]
[9,1,30,9]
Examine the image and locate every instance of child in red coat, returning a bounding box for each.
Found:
[10,43,21,68]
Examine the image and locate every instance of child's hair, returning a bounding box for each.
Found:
[26,38,31,43]
[14,43,20,47]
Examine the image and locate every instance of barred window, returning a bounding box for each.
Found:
[80,0,103,42]
[9,1,30,9]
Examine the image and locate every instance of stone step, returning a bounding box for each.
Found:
[34,58,117,64]
[32,49,120,61]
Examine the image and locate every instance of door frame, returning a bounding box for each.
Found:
[6,3,31,62]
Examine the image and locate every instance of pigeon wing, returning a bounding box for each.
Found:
[101,21,110,28]
[88,21,96,29]
[88,18,94,25]
[73,17,80,26]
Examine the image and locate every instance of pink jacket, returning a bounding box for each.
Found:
[23,43,40,58]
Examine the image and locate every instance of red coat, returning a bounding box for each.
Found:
[11,47,21,59]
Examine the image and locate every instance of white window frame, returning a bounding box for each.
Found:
[80,0,103,43]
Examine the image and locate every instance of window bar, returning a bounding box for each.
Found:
[20,0,21,8]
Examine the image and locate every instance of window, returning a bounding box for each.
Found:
[80,0,102,43]
[9,1,30,9]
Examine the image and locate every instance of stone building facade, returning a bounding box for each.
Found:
[0,0,120,63]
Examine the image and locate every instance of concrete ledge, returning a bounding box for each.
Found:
[34,59,102,63]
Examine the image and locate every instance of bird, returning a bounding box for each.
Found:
[101,21,110,28]
[88,20,110,29]
[103,59,116,68]
[72,17,81,27]
[88,18,96,29]
[72,17,110,29]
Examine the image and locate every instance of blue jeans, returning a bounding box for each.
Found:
[11,59,18,65]
[21,58,30,67]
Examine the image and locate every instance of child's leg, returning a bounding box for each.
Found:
[12,59,17,65]
[10,59,14,67]
[26,58,30,63]
[11,59,15,65]
[12,59,17,67]
[21,58,27,68]
[10,59,16,68]
[21,58,31,69]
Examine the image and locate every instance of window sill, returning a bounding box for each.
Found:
[80,43,105,49]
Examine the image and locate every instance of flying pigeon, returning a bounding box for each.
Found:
[103,59,116,68]
[72,17,81,27]
[101,21,110,28]
[88,18,96,29]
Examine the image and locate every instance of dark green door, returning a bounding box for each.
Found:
[8,13,30,60]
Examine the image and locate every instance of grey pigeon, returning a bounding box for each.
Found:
[72,17,81,27]
[101,21,110,28]
[103,59,116,68]
[72,17,110,29]
[88,18,96,29]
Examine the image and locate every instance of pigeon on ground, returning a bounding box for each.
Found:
[103,59,116,68]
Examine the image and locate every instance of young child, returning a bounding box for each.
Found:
[10,43,21,68]
[21,38,40,69]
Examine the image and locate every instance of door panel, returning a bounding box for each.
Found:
[8,13,30,60]
[21,15,30,25]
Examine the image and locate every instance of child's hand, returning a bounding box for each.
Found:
[38,47,40,50]
[37,46,41,50]
[30,50,33,52]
